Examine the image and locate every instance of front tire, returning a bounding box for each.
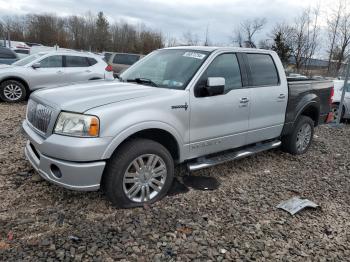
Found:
[0,80,27,103]
[282,116,314,155]
[102,138,174,208]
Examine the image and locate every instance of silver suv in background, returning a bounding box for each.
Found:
[0,51,114,102]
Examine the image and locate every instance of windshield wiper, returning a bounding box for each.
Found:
[126,78,158,87]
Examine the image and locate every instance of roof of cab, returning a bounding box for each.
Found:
[164,46,276,54]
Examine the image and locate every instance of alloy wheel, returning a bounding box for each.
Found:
[296,123,312,152]
[3,84,23,101]
[122,154,167,203]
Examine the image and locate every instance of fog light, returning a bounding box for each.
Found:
[51,164,62,178]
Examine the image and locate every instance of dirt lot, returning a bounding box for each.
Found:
[0,102,350,261]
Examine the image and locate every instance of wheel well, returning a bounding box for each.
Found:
[123,129,180,161]
[1,77,30,95]
[300,105,319,126]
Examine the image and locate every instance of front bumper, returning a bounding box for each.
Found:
[24,141,105,191]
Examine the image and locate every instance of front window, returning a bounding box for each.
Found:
[120,49,210,90]
[39,55,63,68]
[13,53,45,66]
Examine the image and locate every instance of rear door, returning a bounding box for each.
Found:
[64,55,93,83]
[29,55,64,89]
[189,53,250,157]
[244,53,288,144]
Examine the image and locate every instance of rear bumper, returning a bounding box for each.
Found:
[24,141,105,191]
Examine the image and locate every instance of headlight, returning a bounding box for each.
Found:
[54,112,100,137]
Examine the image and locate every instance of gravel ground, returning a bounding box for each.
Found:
[0,102,350,261]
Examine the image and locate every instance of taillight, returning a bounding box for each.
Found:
[105,65,113,72]
[329,86,334,105]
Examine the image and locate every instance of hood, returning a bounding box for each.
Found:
[0,64,14,69]
[32,80,173,112]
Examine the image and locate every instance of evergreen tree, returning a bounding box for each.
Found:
[95,11,110,52]
[272,32,291,66]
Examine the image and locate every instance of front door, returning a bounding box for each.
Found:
[189,53,250,158]
[29,55,65,90]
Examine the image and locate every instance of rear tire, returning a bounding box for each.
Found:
[102,138,174,208]
[331,103,345,123]
[0,80,27,103]
[282,116,314,155]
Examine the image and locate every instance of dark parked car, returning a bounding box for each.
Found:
[0,47,19,65]
[106,52,143,75]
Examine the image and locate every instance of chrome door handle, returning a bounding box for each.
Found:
[278,94,286,99]
[85,70,92,73]
[57,70,64,74]
[240,97,249,103]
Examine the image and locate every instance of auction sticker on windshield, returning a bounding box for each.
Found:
[183,52,206,60]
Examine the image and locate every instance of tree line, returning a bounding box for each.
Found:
[231,1,350,76]
[0,2,349,76]
[0,12,164,54]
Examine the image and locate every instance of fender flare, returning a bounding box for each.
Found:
[0,76,30,91]
[102,121,185,160]
[294,100,320,123]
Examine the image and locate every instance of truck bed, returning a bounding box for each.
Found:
[282,80,333,136]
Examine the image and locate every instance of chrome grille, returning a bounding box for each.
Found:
[27,99,53,134]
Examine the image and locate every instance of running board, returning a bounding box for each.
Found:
[187,140,281,171]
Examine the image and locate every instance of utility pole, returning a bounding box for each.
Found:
[336,61,350,125]
[204,24,209,46]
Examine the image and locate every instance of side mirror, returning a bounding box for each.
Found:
[206,77,225,96]
[32,63,41,69]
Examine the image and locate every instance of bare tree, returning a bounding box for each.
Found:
[335,4,350,73]
[182,31,199,46]
[232,27,243,47]
[304,6,321,74]
[326,1,343,74]
[166,35,178,47]
[240,18,267,48]
[288,8,320,73]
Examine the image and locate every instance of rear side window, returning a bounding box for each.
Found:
[39,55,63,68]
[0,48,16,59]
[247,54,279,86]
[113,54,140,65]
[88,57,98,66]
[65,56,90,67]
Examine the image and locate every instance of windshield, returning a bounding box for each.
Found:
[120,49,210,90]
[13,53,44,66]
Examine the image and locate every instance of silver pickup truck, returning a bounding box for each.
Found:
[22,47,334,208]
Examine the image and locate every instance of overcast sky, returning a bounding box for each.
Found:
[0,0,336,56]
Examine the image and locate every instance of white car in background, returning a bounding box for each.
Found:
[332,80,350,122]
[0,51,114,102]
